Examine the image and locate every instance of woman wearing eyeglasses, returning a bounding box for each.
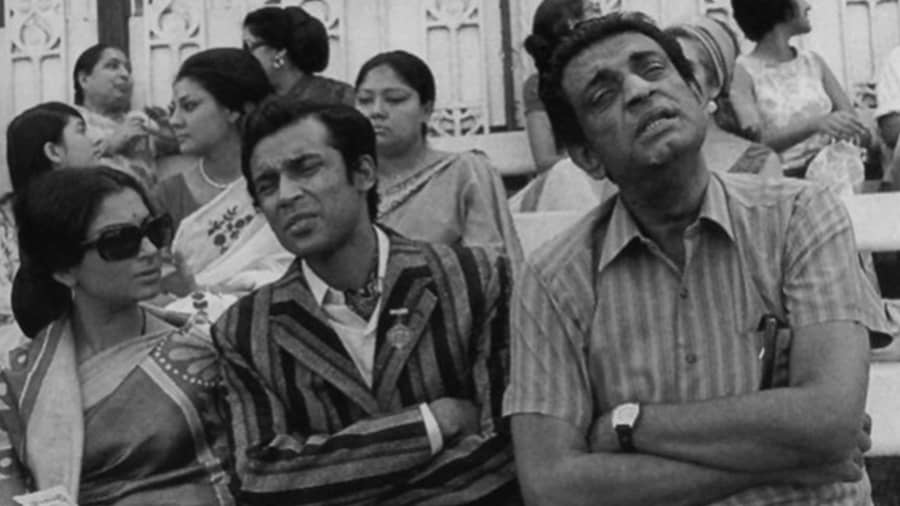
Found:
[0,167,233,505]
[155,48,292,318]
[242,6,354,105]
[4,102,103,336]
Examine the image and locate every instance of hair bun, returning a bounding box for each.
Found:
[285,7,329,73]
[524,33,554,73]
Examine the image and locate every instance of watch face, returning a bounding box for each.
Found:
[613,403,640,426]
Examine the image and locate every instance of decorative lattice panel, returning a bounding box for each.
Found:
[6,0,66,110]
[425,0,489,136]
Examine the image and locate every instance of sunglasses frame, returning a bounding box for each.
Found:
[81,214,174,262]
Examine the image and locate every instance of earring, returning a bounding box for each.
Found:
[273,56,284,69]
[706,101,718,115]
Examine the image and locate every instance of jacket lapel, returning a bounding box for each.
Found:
[269,265,379,416]
[372,236,439,407]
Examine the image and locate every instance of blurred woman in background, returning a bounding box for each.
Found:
[666,17,782,176]
[73,44,175,188]
[355,50,522,267]
[242,6,355,105]
[522,0,583,173]
[730,0,871,177]
[4,103,102,334]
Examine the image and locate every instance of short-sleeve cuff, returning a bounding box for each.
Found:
[419,403,443,455]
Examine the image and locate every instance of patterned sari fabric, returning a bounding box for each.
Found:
[378,150,524,272]
[0,315,233,505]
[0,199,17,325]
[166,179,293,320]
[76,106,159,189]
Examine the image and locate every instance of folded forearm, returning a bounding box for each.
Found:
[635,388,858,472]
[237,406,435,503]
[526,453,766,506]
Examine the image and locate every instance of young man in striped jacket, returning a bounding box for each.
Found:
[211,98,518,505]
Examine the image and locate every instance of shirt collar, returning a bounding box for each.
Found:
[596,172,734,273]
[303,226,390,306]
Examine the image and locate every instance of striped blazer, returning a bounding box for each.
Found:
[212,233,518,505]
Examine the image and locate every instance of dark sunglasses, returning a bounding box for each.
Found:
[81,214,174,261]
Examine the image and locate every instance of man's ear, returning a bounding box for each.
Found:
[43,141,65,166]
[569,142,607,180]
[353,154,378,192]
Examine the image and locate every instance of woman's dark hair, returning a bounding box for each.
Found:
[355,50,436,138]
[73,43,118,105]
[541,12,696,148]
[242,96,379,220]
[12,167,156,337]
[175,48,274,114]
[243,6,330,74]
[731,0,796,42]
[525,0,584,73]
[6,102,83,194]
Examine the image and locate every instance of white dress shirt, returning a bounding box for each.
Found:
[302,226,443,454]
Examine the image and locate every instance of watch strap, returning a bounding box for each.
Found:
[614,424,636,452]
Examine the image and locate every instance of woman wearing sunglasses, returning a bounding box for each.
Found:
[3,102,103,336]
[155,48,292,318]
[0,167,233,505]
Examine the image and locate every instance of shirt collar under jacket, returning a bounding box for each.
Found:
[302,225,390,308]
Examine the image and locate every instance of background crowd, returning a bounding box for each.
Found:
[0,0,897,504]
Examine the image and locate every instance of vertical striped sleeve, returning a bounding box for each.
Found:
[503,260,594,435]
[783,186,883,329]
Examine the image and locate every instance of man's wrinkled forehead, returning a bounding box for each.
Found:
[561,31,671,102]
[250,116,332,172]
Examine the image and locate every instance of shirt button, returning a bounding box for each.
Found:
[685,353,698,365]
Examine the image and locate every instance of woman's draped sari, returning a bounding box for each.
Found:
[0,314,232,505]
[166,178,293,320]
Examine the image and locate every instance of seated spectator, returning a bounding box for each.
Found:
[242,6,355,105]
[73,44,175,188]
[522,0,583,173]
[506,12,887,504]
[355,50,523,268]
[667,17,782,176]
[4,103,102,335]
[213,98,518,504]
[730,0,871,177]
[154,48,291,318]
[876,46,900,188]
[0,167,232,505]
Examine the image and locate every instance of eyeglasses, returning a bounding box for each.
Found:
[81,214,174,261]
[243,40,268,53]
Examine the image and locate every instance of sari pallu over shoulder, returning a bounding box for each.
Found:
[166,178,293,320]
[0,316,233,506]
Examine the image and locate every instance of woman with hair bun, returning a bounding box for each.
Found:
[0,167,233,505]
[242,6,355,105]
[522,0,583,173]
[155,48,291,319]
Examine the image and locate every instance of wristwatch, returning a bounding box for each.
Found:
[611,402,641,452]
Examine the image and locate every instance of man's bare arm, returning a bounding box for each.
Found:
[512,414,863,506]
[591,321,870,472]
